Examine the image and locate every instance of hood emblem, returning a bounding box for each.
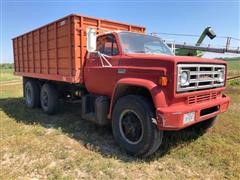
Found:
[118,69,126,74]
[199,74,212,80]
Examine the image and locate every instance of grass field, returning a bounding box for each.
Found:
[226,60,240,77]
[226,60,240,86]
[0,68,21,82]
[0,62,240,179]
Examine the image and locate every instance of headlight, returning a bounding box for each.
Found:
[180,71,189,86]
[218,69,225,82]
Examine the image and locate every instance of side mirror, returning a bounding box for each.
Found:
[87,28,97,52]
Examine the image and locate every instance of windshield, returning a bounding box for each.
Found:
[118,32,173,55]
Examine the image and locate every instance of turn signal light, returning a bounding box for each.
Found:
[159,77,168,86]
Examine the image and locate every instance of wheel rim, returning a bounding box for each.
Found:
[42,91,48,108]
[119,110,144,145]
[25,86,32,105]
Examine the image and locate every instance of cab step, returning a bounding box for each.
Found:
[82,94,110,126]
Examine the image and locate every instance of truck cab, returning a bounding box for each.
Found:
[83,30,230,156]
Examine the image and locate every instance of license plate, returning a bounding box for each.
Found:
[183,112,195,124]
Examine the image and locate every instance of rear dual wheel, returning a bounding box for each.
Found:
[40,83,58,115]
[24,80,40,108]
[24,80,58,115]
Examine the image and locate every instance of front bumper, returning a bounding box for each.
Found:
[156,94,230,130]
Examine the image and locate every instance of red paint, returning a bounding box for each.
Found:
[13,14,230,131]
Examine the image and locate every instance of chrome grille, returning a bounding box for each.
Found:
[177,64,225,92]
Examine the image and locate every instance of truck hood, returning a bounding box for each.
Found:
[122,53,226,65]
[118,54,227,102]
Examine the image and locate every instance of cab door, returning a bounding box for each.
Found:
[84,34,120,96]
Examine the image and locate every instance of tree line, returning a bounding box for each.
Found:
[0,63,14,69]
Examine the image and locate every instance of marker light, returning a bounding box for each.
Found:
[159,77,168,86]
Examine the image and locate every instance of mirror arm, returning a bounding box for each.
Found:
[96,51,112,67]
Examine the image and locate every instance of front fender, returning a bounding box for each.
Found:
[108,78,167,118]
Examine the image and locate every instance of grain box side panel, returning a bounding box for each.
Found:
[74,16,88,76]
[54,16,73,76]
[27,33,34,73]
[17,37,22,72]
[13,14,145,83]
[72,16,82,81]
[39,27,48,74]
[47,21,58,75]
[13,39,19,72]
[13,15,77,83]
[32,30,39,73]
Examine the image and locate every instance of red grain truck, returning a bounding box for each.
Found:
[13,14,230,157]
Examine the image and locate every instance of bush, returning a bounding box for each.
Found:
[229,79,240,86]
[0,63,14,69]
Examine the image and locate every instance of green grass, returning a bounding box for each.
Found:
[226,60,240,77]
[228,79,240,87]
[0,65,240,179]
[0,68,21,82]
[219,57,240,61]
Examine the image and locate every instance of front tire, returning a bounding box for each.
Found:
[112,95,163,157]
[40,83,58,115]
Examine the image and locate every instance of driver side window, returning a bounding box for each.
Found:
[97,34,119,56]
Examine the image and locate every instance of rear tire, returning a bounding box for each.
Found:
[24,80,40,108]
[40,83,58,115]
[112,95,163,157]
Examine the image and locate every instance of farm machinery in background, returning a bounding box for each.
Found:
[175,27,216,57]
[156,27,240,56]
[159,27,240,81]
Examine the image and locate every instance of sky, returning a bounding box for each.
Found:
[1,0,240,63]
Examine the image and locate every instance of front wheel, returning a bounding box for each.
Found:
[112,95,163,157]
